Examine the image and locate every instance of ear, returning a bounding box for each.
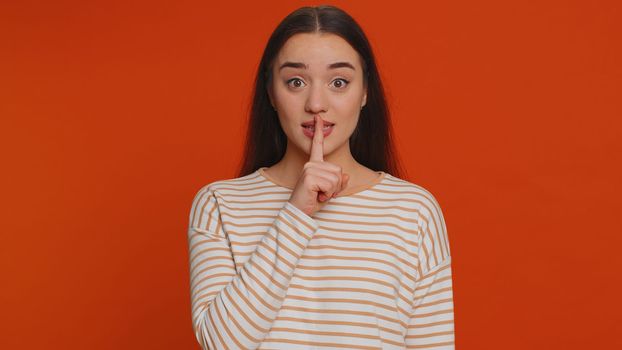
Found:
[362,89,367,108]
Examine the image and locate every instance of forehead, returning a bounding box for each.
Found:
[275,33,361,70]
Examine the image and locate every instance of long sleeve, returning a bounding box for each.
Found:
[405,191,455,349]
[187,185,319,349]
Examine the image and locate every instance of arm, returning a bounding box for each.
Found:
[187,186,319,349]
[405,191,455,349]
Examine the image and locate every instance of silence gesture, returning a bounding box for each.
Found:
[288,115,350,216]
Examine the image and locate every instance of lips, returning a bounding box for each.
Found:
[302,123,334,138]
[301,120,335,127]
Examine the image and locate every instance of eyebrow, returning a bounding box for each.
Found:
[278,61,356,71]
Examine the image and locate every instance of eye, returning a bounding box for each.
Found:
[286,78,306,89]
[285,77,350,89]
[332,78,350,89]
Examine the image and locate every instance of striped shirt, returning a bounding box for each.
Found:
[187,166,454,349]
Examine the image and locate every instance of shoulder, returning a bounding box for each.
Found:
[383,175,452,277]
[191,170,263,202]
[188,171,264,228]
[381,173,446,222]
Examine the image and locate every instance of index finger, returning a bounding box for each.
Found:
[309,115,324,162]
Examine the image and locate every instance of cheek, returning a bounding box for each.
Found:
[274,94,300,118]
[339,106,363,137]
[344,116,361,136]
[276,114,300,138]
[333,100,362,124]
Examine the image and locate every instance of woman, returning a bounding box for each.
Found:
[187,5,454,349]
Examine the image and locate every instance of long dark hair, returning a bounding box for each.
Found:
[236,5,407,180]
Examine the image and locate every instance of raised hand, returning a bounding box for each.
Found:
[288,115,350,216]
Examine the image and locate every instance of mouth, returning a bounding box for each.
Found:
[301,123,334,131]
[301,123,335,138]
[301,119,335,128]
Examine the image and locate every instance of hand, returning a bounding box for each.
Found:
[288,115,350,216]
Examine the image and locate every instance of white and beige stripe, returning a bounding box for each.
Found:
[187,168,454,349]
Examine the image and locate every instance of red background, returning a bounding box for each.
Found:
[1,0,621,349]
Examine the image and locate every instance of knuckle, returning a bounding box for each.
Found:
[334,172,340,181]
[323,179,333,191]
[326,163,341,173]
[303,175,313,186]
[332,173,340,186]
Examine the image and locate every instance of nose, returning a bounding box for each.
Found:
[304,83,328,115]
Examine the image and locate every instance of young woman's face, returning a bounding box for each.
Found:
[268,32,367,158]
